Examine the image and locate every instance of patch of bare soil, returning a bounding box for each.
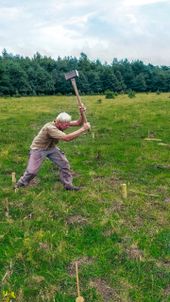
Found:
[39,242,50,250]
[157,186,168,194]
[164,198,170,203]
[66,215,88,225]
[107,176,122,186]
[105,201,124,214]
[148,131,156,138]
[126,244,144,260]
[156,260,170,269]
[163,285,170,299]
[31,275,45,283]
[68,257,94,276]
[39,285,58,302]
[93,175,122,187]
[90,279,122,302]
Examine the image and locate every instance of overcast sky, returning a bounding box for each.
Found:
[0,0,170,65]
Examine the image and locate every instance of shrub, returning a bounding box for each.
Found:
[128,89,136,98]
[105,90,115,99]
[15,89,21,98]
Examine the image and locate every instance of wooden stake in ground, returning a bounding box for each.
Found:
[12,172,16,185]
[75,262,85,302]
[120,183,127,199]
[3,198,9,217]
[12,172,18,192]
[92,132,95,139]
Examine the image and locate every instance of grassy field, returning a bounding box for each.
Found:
[0,93,170,302]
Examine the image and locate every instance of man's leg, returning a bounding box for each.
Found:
[47,148,79,190]
[16,150,45,187]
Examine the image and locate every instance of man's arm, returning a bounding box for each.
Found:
[60,122,90,141]
[69,105,86,127]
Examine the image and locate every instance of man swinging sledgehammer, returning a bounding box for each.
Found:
[15,106,91,191]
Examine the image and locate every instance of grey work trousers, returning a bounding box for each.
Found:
[17,147,73,187]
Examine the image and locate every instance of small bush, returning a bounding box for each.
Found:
[31,90,37,96]
[105,90,115,99]
[128,89,136,98]
[119,90,125,94]
[96,99,102,104]
[15,90,21,98]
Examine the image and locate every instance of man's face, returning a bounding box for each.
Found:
[56,121,70,130]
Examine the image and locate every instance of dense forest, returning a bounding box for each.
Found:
[0,49,170,96]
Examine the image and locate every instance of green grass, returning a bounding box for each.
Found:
[0,93,170,302]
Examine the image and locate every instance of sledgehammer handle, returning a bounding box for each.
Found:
[71,78,88,123]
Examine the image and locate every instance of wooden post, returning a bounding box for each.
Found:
[12,172,16,185]
[3,198,9,217]
[120,183,127,199]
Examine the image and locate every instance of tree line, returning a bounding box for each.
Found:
[0,49,170,96]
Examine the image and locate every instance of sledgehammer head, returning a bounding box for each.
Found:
[64,70,79,81]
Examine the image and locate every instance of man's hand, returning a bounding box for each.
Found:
[83,122,91,131]
[79,104,86,115]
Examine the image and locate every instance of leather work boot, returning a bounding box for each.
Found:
[14,182,25,189]
[64,185,81,191]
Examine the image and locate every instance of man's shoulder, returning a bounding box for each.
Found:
[45,122,64,134]
[43,121,56,130]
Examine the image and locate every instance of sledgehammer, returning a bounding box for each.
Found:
[64,70,87,123]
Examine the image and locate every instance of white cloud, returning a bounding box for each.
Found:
[64,12,95,28]
[0,6,22,20]
[125,13,138,24]
[0,0,170,65]
[123,0,170,6]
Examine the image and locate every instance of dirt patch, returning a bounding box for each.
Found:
[148,131,156,138]
[107,177,122,186]
[66,215,88,225]
[93,175,122,186]
[68,257,94,276]
[31,275,45,283]
[93,175,106,180]
[164,198,170,203]
[156,260,170,269]
[132,215,144,228]
[103,229,117,237]
[39,285,58,302]
[157,186,168,194]
[39,242,50,250]
[90,279,121,302]
[127,244,144,260]
[163,285,170,298]
[105,201,124,214]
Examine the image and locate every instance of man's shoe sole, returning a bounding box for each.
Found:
[65,186,80,191]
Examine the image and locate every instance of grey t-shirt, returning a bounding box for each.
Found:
[30,122,66,150]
